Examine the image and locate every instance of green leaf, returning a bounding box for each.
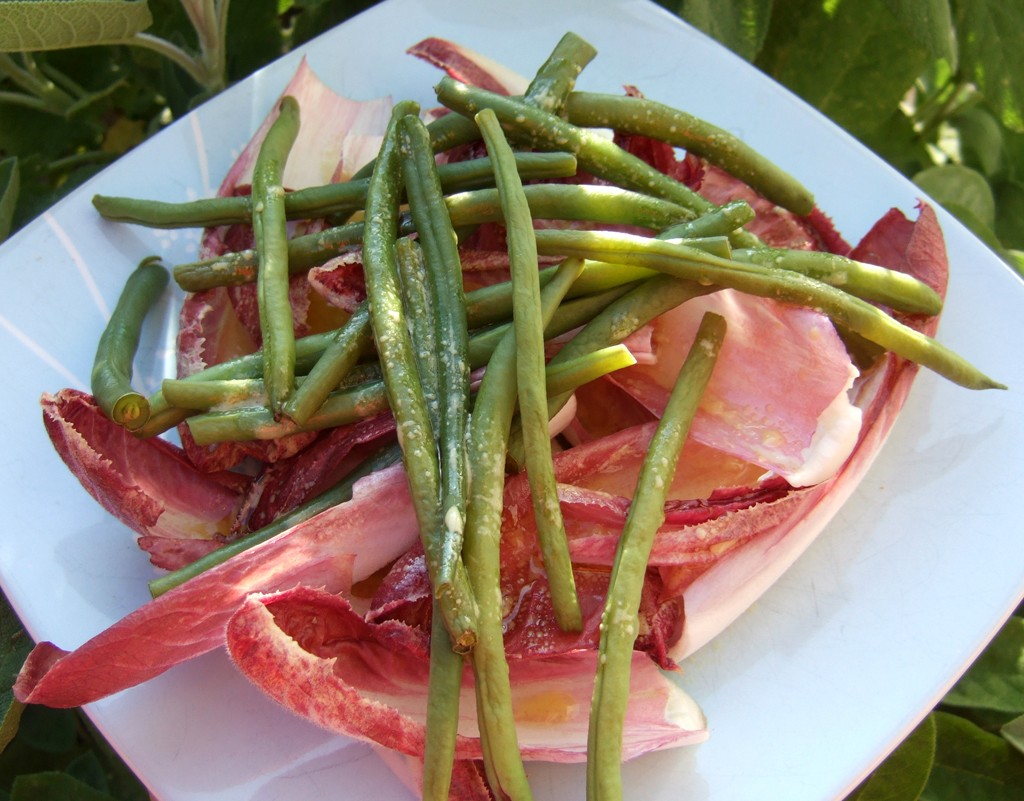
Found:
[754,0,930,140]
[914,163,996,228]
[950,106,1006,177]
[10,771,117,801]
[921,711,1024,801]
[943,616,1024,714]
[994,179,1024,249]
[0,592,32,753]
[953,0,1024,132]
[0,1,153,52]
[1001,713,1024,757]
[16,706,77,754]
[884,0,957,68]
[847,714,936,801]
[0,157,19,243]
[670,0,774,62]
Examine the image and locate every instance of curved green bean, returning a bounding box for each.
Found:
[731,246,944,315]
[172,182,690,292]
[587,311,726,801]
[463,256,585,801]
[399,113,473,600]
[252,94,301,414]
[433,76,761,249]
[362,99,480,653]
[94,151,578,229]
[566,91,815,215]
[477,106,582,633]
[534,228,1005,390]
[91,256,169,430]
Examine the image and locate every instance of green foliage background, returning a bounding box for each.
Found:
[1,1,1022,799]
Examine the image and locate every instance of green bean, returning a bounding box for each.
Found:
[281,301,373,425]
[362,99,479,653]
[464,256,585,801]
[252,94,301,414]
[400,113,473,600]
[543,344,637,396]
[478,107,582,632]
[91,256,169,430]
[352,30,596,185]
[730,246,944,315]
[348,110,479,183]
[587,311,726,801]
[523,32,597,114]
[506,271,716,470]
[395,237,441,421]
[183,283,636,444]
[147,442,402,597]
[141,269,641,440]
[161,377,266,410]
[433,76,761,249]
[534,228,1006,390]
[422,596,464,801]
[172,182,688,292]
[658,200,755,239]
[391,234,461,801]
[93,152,578,229]
[444,183,692,231]
[566,91,815,215]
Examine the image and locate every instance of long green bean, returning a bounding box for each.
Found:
[140,266,643,440]
[252,94,301,414]
[506,272,717,469]
[392,234,461,801]
[534,229,1005,390]
[565,91,815,215]
[93,151,578,229]
[400,113,473,601]
[182,284,637,444]
[91,256,169,430]
[362,99,479,653]
[464,256,585,801]
[587,311,726,801]
[171,182,691,292]
[477,107,582,632]
[731,246,944,315]
[433,76,762,249]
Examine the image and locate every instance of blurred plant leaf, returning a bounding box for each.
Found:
[754,0,930,140]
[943,617,1024,714]
[914,163,996,228]
[0,1,153,52]
[667,0,773,62]
[885,0,957,68]
[953,0,1024,132]
[847,714,936,801]
[922,712,1024,800]
[1001,714,1024,758]
[0,157,18,243]
[0,593,31,753]
[10,771,117,801]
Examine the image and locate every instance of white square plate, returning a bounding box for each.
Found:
[1,1,1022,799]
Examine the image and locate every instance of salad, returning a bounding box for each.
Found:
[11,30,1003,801]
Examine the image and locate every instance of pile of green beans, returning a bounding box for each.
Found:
[86,30,1006,801]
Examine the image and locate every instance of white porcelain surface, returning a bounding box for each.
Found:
[1,1,1021,799]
